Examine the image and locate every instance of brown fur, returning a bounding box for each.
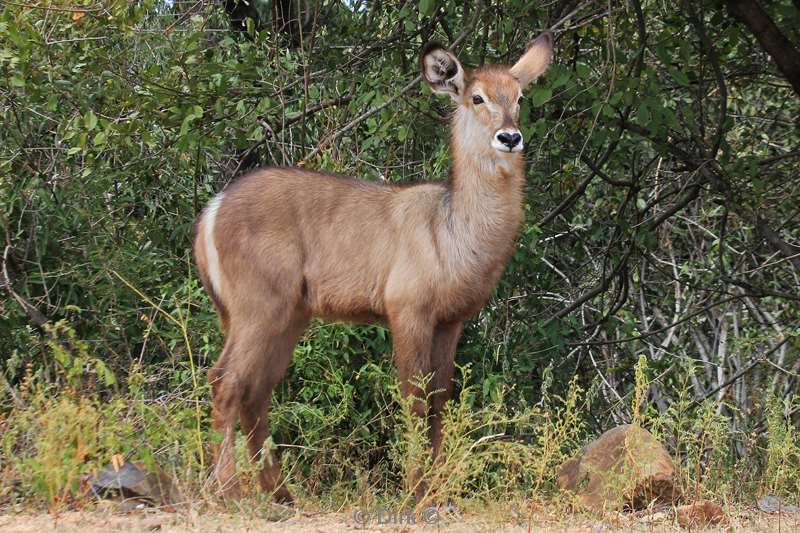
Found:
[194,34,552,503]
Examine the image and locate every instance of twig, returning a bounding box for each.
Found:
[580,153,633,187]
[548,2,593,33]
[232,96,355,174]
[2,1,103,12]
[759,149,800,166]
[541,244,635,327]
[300,5,483,164]
[164,0,204,36]
[564,295,742,347]
[690,336,793,407]
[46,36,108,45]
[538,173,595,226]
[2,244,48,328]
[650,183,703,229]
[299,75,422,164]
[1,372,26,409]
[257,118,289,166]
[687,7,728,159]
[111,270,205,469]
[278,95,354,132]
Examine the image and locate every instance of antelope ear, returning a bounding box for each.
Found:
[510,32,553,89]
[420,43,466,99]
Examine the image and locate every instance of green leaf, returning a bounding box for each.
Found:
[84,110,98,131]
[670,68,690,87]
[180,116,192,136]
[551,69,571,89]
[531,87,552,107]
[420,0,436,17]
[93,131,107,146]
[636,102,650,125]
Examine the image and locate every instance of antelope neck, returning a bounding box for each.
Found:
[445,107,525,222]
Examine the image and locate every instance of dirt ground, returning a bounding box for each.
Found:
[0,508,797,532]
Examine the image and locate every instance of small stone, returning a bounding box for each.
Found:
[637,510,668,523]
[757,494,799,514]
[675,499,726,528]
[557,424,680,511]
[88,459,183,507]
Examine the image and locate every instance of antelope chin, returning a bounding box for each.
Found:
[491,140,524,153]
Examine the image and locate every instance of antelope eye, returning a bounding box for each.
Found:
[472,95,484,105]
[517,96,523,104]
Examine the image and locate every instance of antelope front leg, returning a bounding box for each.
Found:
[388,310,434,503]
[429,321,463,460]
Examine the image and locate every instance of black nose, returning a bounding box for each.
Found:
[497,131,522,148]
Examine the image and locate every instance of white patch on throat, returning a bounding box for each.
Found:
[453,107,491,156]
[204,192,225,297]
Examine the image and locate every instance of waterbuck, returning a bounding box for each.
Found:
[194,32,553,503]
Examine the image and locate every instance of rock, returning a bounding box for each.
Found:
[636,510,668,524]
[675,499,726,528]
[90,459,145,494]
[557,424,680,511]
[88,459,183,508]
[757,494,800,514]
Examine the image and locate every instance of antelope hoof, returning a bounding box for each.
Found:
[273,486,294,505]
[217,478,243,501]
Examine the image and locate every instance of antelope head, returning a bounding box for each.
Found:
[421,33,553,154]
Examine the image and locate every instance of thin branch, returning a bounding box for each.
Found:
[2,1,104,12]
[278,95,354,133]
[564,295,743,347]
[300,4,483,164]
[580,153,633,187]
[538,172,595,226]
[165,0,205,36]
[542,244,635,327]
[548,1,593,33]
[758,149,800,166]
[2,245,48,328]
[687,7,728,159]
[690,336,793,407]
[649,183,702,229]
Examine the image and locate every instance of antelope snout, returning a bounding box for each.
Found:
[493,129,523,153]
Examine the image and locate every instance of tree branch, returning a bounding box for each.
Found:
[724,0,800,98]
[691,336,792,407]
[2,245,48,328]
[300,4,483,164]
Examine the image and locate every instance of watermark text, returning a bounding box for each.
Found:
[353,506,439,526]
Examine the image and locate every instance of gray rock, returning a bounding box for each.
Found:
[758,495,799,514]
[88,459,183,508]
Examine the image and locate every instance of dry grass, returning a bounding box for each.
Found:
[2,350,798,531]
